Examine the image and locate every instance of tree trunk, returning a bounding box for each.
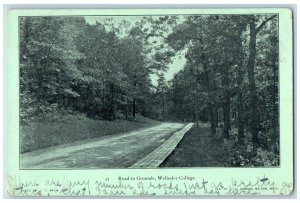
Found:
[245,15,277,147]
[132,83,137,118]
[237,89,245,144]
[101,88,105,115]
[162,94,165,121]
[209,102,216,135]
[110,84,115,120]
[203,62,216,135]
[246,18,260,147]
[125,103,128,119]
[222,64,231,138]
[213,105,218,134]
[195,101,199,129]
[223,97,231,138]
[132,97,136,118]
[236,27,245,145]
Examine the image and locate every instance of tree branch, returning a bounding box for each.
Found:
[255,15,277,34]
[133,71,149,85]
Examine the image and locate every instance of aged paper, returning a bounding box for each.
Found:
[6,8,293,196]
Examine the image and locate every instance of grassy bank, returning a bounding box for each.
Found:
[21,114,160,153]
[160,125,226,167]
[161,124,279,167]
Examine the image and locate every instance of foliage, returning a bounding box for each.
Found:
[225,143,279,167]
[162,15,279,149]
[20,15,279,165]
[20,16,161,122]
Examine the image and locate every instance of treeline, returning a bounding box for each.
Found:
[20,15,279,152]
[154,15,279,151]
[20,16,171,123]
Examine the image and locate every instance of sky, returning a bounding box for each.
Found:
[150,54,186,86]
[84,16,186,85]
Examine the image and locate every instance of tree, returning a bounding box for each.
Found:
[156,72,169,120]
[245,15,277,147]
[162,14,278,145]
[20,15,279,154]
[118,36,150,119]
[20,16,85,122]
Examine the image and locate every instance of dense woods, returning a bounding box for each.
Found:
[20,14,279,166]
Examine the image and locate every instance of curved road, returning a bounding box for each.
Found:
[20,122,185,169]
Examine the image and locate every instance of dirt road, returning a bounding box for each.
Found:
[21,122,185,169]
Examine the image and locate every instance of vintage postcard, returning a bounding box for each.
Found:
[5,8,294,197]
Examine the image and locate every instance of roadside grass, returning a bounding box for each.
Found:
[160,125,226,167]
[21,114,161,153]
[160,124,279,167]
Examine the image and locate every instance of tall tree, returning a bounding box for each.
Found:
[245,15,277,147]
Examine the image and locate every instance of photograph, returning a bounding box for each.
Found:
[19,14,280,169]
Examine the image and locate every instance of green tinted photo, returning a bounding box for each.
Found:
[19,14,279,169]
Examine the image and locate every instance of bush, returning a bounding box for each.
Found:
[225,142,279,167]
